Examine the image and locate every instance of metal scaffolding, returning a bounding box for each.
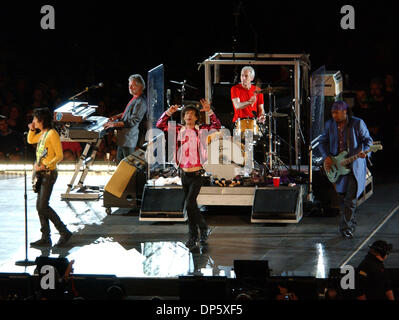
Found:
[199,52,310,168]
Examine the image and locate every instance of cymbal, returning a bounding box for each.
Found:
[170,80,198,90]
[255,86,289,94]
[182,100,201,107]
[266,111,288,118]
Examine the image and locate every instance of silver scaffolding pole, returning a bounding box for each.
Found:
[200,53,309,169]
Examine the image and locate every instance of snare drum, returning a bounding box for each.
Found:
[234,118,261,140]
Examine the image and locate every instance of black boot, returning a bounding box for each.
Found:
[30,237,52,247]
[54,230,72,247]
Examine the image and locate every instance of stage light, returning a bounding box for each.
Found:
[0,162,116,173]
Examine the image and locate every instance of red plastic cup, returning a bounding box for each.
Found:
[273,177,280,187]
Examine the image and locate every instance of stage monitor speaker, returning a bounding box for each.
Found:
[103,155,146,214]
[0,273,32,299]
[139,186,187,221]
[69,274,118,300]
[233,260,270,280]
[266,276,318,300]
[178,276,230,300]
[251,185,304,223]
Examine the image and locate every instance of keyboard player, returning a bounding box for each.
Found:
[103,74,147,163]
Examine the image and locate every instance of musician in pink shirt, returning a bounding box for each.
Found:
[156,99,221,249]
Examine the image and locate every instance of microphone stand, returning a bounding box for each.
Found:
[15,132,36,267]
[291,100,306,146]
[68,87,89,101]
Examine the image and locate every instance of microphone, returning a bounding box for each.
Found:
[166,89,171,106]
[87,82,104,90]
[142,132,164,147]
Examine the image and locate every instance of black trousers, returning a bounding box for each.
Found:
[36,170,68,238]
[180,169,207,239]
[338,172,358,233]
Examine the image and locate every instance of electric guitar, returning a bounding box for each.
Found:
[32,149,48,193]
[324,143,383,183]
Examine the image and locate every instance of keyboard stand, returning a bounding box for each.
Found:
[61,138,103,200]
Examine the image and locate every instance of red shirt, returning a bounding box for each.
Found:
[231,84,264,123]
[61,142,82,154]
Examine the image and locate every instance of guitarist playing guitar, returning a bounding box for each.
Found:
[318,101,374,239]
[28,108,72,247]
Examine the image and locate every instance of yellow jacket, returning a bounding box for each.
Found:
[27,129,64,170]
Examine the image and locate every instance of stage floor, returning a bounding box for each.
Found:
[0,170,399,279]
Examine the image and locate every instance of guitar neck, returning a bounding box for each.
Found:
[341,149,371,166]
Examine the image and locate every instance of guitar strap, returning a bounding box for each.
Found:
[36,130,50,164]
[346,117,352,170]
[346,117,351,153]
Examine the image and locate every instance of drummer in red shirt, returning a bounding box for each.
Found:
[231,66,266,124]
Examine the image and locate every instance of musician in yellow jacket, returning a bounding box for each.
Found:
[27,108,72,247]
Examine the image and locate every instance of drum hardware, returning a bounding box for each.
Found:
[272,111,288,118]
[289,99,306,145]
[254,86,289,95]
[263,85,289,173]
[170,80,198,110]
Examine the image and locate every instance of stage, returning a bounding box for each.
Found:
[0,169,398,285]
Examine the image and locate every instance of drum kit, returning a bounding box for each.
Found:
[168,79,293,175]
[234,85,291,174]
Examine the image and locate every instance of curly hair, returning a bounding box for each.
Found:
[32,107,53,129]
[181,105,200,125]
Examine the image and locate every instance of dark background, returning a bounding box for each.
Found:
[1,1,397,105]
[0,1,397,165]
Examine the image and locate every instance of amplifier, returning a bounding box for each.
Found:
[103,155,146,214]
[251,185,304,223]
[139,186,187,221]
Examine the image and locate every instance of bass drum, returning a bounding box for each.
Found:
[203,132,248,180]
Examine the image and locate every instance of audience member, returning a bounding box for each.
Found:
[275,283,298,300]
[61,141,82,159]
[63,149,76,161]
[356,240,395,300]
[0,115,24,160]
[7,105,25,133]
[31,88,48,109]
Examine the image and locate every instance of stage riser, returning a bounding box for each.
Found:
[139,185,304,223]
